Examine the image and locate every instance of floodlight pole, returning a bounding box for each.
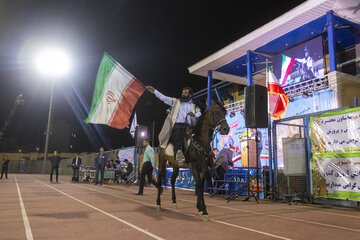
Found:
[42,78,55,173]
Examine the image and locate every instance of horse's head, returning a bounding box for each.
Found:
[208,99,229,135]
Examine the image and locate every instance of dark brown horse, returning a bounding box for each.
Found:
[156,99,229,221]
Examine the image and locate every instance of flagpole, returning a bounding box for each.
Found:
[266,59,274,199]
[152,120,156,167]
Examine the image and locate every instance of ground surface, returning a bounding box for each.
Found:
[1,174,359,240]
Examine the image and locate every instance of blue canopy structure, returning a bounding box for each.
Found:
[216,14,360,79]
[189,0,360,88]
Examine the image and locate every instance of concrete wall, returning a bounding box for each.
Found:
[328,71,360,108]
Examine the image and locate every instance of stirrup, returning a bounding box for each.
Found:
[176,150,185,163]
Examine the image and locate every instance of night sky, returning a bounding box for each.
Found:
[0,0,305,152]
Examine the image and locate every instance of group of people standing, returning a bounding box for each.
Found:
[45,148,134,185]
[93,147,133,185]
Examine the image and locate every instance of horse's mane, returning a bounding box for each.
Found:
[192,110,206,137]
[192,101,227,138]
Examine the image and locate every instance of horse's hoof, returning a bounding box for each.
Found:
[202,215,210,222]
[156,205,161,211]
[198,211,203,216]
[172,203,177,208]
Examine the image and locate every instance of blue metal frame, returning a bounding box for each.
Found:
[207,70,213,109]
[327,11,336,72]
[271,107,349,200]
[303,116,312,196]
[268,118,273,197]
[214,87,223,105]
[133,146,138,179]
[272,122,278,192]
[247,51,252,86]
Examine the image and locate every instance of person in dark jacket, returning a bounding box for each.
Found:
[121,159,133,182]
[50,151,61,183]
[215,145,235,180]
[71,153,82,182]
[250,128,263,168]
[95,147,107,185]
[0,155,10,179]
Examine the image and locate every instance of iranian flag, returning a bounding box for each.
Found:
[85,53,145,129]
[280,55,295,85]
[267,67,289,119]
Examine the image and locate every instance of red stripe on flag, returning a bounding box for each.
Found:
[272,94,289,119]
[267,83,287,95]
[281,58,295,85]
[109,79,145,129]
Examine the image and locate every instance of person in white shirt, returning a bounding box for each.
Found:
[71,153,82,182]
[295,46,315,80]
[146,86,201,163]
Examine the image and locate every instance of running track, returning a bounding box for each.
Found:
[1,174,359,240]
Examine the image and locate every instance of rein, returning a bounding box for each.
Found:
[188,106,227,159]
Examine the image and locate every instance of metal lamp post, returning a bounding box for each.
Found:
[35,47,70,173]
[42,78,55,173]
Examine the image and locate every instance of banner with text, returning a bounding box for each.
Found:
[310,107,360,201]
[312,152,360,201]
[310,107,360,154]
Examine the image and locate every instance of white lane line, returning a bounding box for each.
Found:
[15,176,34,240]
[29,177,164,240]
[309,209,360,219]
[33,176,360,232]
[177,198,360,233]
[76,185,291,240]
[110,184,360,220]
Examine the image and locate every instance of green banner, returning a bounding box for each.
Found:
[310,107,360,201]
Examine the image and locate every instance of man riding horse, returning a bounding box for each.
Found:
[146,86,201,163]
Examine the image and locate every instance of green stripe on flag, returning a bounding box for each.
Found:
[85,52,117,123]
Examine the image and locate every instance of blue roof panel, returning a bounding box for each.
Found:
[215,14,360,79]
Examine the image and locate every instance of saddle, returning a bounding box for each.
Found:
[164,125,193,158]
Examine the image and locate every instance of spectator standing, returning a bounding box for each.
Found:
[135,139,162,195]
[71,153,82,182]
[50,151,61,183]
[95,147,107,185]
[0,155,10,179]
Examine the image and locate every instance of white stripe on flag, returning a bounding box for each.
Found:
[90,64,134,124]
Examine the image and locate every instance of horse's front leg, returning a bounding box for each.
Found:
[156,157,166,211]
[197,176,210,221]
[191,169,202,213]
[171,167,179,208]
[156,175,162,211]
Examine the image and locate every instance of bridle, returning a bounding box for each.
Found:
[214,118,227,131]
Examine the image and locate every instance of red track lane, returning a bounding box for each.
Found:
[1,174,360,240]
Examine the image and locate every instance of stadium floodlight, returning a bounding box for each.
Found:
[35,47,70,76]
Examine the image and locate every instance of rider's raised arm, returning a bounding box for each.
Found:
[296,57,306,63]
[154,90,173,106]
[146,86,173,106]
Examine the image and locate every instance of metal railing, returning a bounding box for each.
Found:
[223,76,330,113]
[224,100,245,115]
[282,75,330,99]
